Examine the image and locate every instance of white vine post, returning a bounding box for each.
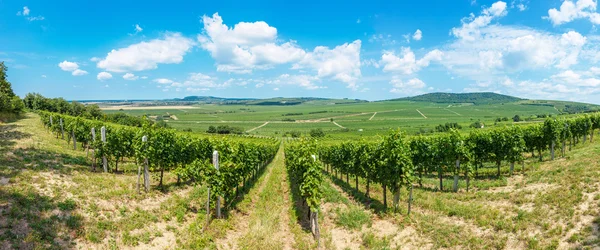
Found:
[49,116,53,129]
[143,136,150,192]
[101,126,107,173]
[213,150,221,218]
[91,128,96,170]
[60,118,64,139]
[138,135,149,194]
[310,154,320,246]
[72,129,77,150]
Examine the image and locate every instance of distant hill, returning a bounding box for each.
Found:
[175,96,367,105]
[393,92,524,105]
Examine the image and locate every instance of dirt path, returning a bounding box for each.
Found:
[416,109,427,119]
[245,121,269,133]
[369,112,377,120]
[332,121,346,129]
[216,147,282,250]
[444,108,462,116]
[216,145,296,249]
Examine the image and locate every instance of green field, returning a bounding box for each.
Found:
[104,99,580,139]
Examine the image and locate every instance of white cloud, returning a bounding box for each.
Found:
[154,78,174,84]
[17,6,43,21]
[58,61,79,71]
[17,6,30,16]
[135,24,143,32]
[511,0,528,11]
[90,57,101,62]
[198,13,305,73]
[362,59,380,68]
[273,87,280,91]
[97,33,195,72]
[293,40,362,89]
[41,75,46,78]
[390,77,426,94]
[551,70,600,87]
[369,34,397,45]
[97,72,113,81]
[413,29,422,41]
[451,1,508,41]
[440,23,589,85]
[58,61,88,76]
[27,16,44,21]
[153,73,232,91]
[123,73,139,80]
[546,0,600,25]
[72,69,88,76]
[278,74,323,90]
[141,76,148,79]
[198,13,363,90]
[380,47,443,74]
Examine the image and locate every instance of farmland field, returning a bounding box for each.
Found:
[102,100,570,138]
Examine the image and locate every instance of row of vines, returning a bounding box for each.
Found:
[38,111,279,214]
[295,114,600,216]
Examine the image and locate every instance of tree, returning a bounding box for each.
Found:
[310,128,325,138]
[0,62,24,114]
[513,115,521,122]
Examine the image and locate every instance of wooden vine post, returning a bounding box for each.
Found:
[213,150,221,218]
[408,185,413,216]
[72,130,77,150]
[101,126,107,173]
[137,135,150,193]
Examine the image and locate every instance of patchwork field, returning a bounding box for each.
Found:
[103,100,566,138]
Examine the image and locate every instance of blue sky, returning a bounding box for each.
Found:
[2,0,600,103]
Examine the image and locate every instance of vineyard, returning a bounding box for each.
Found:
[1,110,600,249]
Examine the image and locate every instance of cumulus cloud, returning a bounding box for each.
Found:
[135,24,143,32]
[293,40,362,89]
[155,73,232,92]
[153,78,174,84]
[58,61,88,76]
[278,74,323,90]
[451,1,508,41]
[97,72,113,81]
[72,69,88,76]
[97,33,195,72]
[546,0,600,25]
[17,6,30,16]
[413,29,422,41]
[380,47,443,75]
[58,61,79,71]
[198,13,361,89]
[390,77,426,95]
[123,73,139,80]
[198,13,305,73]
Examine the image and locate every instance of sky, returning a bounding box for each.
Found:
[2,0,600,103]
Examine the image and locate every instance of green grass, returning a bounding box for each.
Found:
[334,206,371,230]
